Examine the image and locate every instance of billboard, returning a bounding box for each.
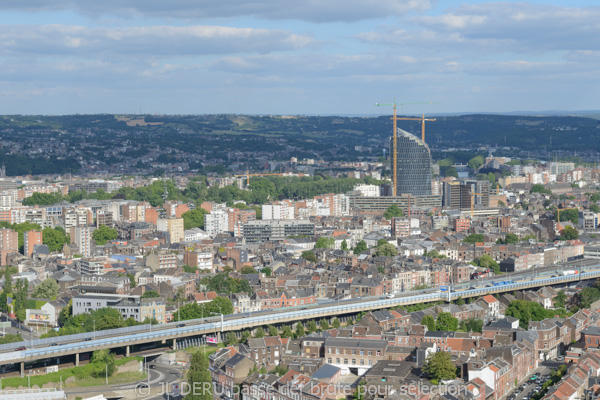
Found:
[206,337,218,344]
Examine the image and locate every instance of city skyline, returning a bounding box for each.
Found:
[0,0,598,115]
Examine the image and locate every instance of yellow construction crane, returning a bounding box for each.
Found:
[470,192,483,219]
[235,170,286,185]
[395,114,437,142]
[375,101,439,196]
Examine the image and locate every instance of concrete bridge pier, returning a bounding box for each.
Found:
[126,345,130,357]
[75,353,79,366]
[172,339,176,349]
[20,362,24,376]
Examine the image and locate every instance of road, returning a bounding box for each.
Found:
[1,260,599,367]
[63,360,182,399]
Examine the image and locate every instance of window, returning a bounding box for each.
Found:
[352,349,357,355]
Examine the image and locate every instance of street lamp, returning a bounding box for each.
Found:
[210,309,224,333]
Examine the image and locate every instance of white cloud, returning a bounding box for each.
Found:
[0,0,433,22]
[0,25,314,56]
[358,3,600,53]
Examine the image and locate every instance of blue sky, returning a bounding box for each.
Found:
[0,1,598,115]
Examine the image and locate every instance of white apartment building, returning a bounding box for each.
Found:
[204,209,229,236]
[353,184,380,197]
[262,202,295,220]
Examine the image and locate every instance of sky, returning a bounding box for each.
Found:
[0,0,599,115]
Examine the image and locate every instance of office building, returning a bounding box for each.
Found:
[390,128,432,196]
[167,218,184,244]
[0,228,18,266]
[23,230,43,258]
[243,220,315,243]
[70,226,92,256]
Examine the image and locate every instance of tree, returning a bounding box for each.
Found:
[455,296,465,306]
[421,315,436,332]
[268,325,278,336]
[301,251,317,263]
[463,234,485,244]
[531,184,551,195]
[0,333,23,344]
[556,209,579,224]
[315,237,335,249]
[296,322,305,337]
[425,249,446,259]
[320,319,330,330]
[92,224,118,245]
[42,227,70,252]
[383,204,403,219]
[272,364,289,377]
[261,267,272,277]
[182,207,208,230]
[353,240,367,255]
[241,330,251,343]
[200,273,251,294]
[459,318,483,333]
[183,265,199,273]
[506,300,566,329]
[240,265,256,274]
[504,233,519,244]
[173,297,234,321]
[341,240,348,251]
[375,244,398,257]
[435,312,459,331]
[281,326,293,338]
[31,278,59,299]
[186,350,212,400]
[561,225,579,241]
[467,155,484,170]
[422,351,457,381]
[127,273,137,288]
[498,200,506,207]
[254,327,265,338]
[332,317,341,328]
[472,255,500,275]
[591,204,600,213]
[353,380,366,400]
[142,290,160,298]
[90,349,116,378]
[307,320,317,333]
[225,332,238,346]
[555,290,567,308]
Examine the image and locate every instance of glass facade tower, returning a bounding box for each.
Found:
[390,128,432,196]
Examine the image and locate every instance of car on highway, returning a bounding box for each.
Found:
[84,338,92,341]
[150,364,156,369]
[177,323,186,327]
[386,294,395,299]
[14,346,26,351]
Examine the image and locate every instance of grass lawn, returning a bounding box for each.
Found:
[1,356,143,389]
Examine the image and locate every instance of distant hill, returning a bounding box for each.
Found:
[0,114,598,177]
